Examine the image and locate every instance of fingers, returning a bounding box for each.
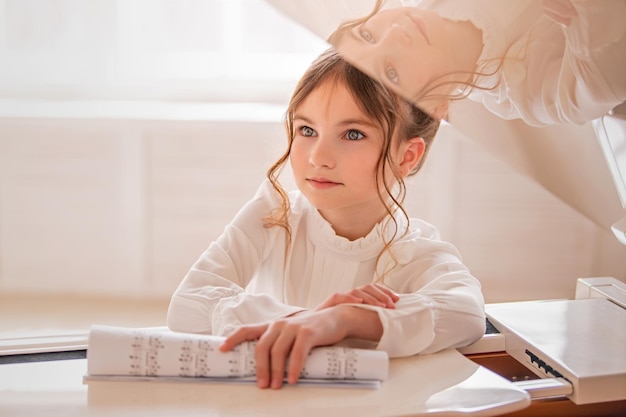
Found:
[286,329,314,384]
[255,322,293,389]
[253,333,272,389]
[372,283,400,301]
[219,324,281,389]
[257,322,320,389]
[219,324,267,352]
[220,321,304,389]
[316,284,400,310]
[315,293,363,311]
[222,308,352,389]
[220,322,291,389]
[356,284,399,308]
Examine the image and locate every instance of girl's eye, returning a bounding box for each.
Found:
[360,29,374,43]
[345,129,365,141]
[299,126,316,137]
[386,67,399,84]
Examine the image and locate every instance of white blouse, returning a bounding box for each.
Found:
[167,180,485,358]
[412,0,626,126]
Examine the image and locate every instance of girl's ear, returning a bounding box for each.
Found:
[398,137,426,177]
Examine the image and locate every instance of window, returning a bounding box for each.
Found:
[0,0,328,102]
[0,0,328,348]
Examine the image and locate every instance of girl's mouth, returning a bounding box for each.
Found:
[307,178,342,189]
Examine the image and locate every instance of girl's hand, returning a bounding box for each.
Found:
[315,283,399,311]
[219,305,382,389]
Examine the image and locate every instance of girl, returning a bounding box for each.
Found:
[167,48,485,389]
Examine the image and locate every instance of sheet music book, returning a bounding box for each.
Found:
[84,325,389,388]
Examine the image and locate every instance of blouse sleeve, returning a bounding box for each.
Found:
[411,0,626,125]
[347,223,486,358]
[166,180,304,336]
[545,0,626,122]
[485,0,626,126]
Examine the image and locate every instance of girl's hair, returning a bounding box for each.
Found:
[264,48,440,281]
[327,0,511,109]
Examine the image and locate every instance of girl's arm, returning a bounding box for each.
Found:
[349,222,486,358]
[357,274,486,356]
[166,180,305,335]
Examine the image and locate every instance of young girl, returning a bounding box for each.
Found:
[167,48,485,389]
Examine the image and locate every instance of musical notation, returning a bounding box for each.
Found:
[86,325,388,383]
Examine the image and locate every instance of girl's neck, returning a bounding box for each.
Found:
[319,207,388,241]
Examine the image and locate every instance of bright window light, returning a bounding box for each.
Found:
[0,0,329,102]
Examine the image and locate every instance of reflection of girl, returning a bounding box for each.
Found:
[330,0,626,126]
[167,48,485,389]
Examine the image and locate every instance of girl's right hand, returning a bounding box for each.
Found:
[314,283,399,310]
[220,305,383,389]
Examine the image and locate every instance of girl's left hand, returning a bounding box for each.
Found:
[219,305,381,389]
[315,283,399,310]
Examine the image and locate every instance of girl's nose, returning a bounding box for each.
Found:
[308,136,335,168]
[382,23,413,47]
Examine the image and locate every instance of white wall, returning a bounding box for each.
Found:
[1,103,624,303]
[0,103,285,299]
[407,124,626,302]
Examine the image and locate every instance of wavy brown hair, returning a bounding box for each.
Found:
[263,48,440,280]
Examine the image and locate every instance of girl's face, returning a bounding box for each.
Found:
[332,7,455,119]
[289,79,409,232]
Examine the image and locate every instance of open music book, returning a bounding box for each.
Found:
[84,325,389,388]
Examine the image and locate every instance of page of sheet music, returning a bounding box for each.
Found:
[87,325,388,381]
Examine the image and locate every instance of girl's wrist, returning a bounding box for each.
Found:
[335,305,383,341]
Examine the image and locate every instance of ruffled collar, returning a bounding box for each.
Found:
[302,197,409,260]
